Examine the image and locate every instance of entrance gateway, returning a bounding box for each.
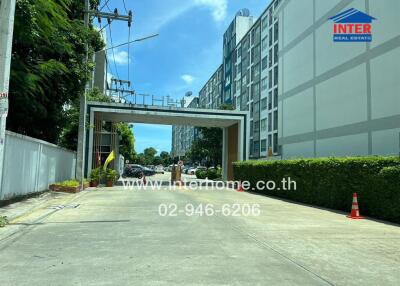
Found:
[77,101,249,181]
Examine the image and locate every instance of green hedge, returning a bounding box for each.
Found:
[233,157,400,223]
[196,168,222,180]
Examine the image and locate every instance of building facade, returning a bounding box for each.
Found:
[275,0,400,158]
[171,94,199,158]
[199,1,282,159]
[174,0,399,160]
[199,65,224,109]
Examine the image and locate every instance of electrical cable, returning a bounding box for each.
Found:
[108,23,120,81]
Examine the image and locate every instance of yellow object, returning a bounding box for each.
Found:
[103,150,116,171]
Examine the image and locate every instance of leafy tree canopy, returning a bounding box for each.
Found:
[8,0,104,142]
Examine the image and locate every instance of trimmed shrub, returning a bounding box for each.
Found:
[196,168,223,180]
[196,170,207,179]
[233,157,400,223]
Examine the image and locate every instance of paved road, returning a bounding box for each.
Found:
[0,187,399,285]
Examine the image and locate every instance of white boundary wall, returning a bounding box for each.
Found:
[0,131,76,200]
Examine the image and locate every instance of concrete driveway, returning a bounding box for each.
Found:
[0,187,399,285]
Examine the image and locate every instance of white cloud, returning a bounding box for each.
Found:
[195,0,227,22]
[113,51,129,65]
[181,74,195,84]
[152,0,227,31]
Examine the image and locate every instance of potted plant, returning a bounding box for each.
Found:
[105,168,118,187]
[90,167,101,187]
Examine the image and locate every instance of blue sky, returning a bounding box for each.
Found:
[97,0,270,154]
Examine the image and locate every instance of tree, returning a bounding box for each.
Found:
[59,88,136,162]
[143,147,157,165]
[186,105,234,166]
[8,0,103,143]
[116,123,136,163]
[159,151,172,166]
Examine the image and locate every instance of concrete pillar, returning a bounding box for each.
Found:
[0,0,16,193]
[222,128,228,181]
[222,124,240,181]
[86,110,94,178]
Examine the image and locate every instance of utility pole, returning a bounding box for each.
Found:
[76,0,90,185]
[77,1,132,183]
[0,0,16,192]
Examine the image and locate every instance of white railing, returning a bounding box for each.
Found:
[0,131,76,200]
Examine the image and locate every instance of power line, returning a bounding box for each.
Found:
[99,0,111,12]
[108,23,120,80]
[122,0,128,13]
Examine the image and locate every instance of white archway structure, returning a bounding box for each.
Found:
[77,102,249,181]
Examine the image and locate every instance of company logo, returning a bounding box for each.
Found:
[329,8,376,42]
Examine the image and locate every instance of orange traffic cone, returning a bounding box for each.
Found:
[347,193,364,219]
[237,183,244,192]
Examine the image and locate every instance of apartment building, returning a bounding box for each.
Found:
[171,93,199,158]
[275,0,400,158]
[199,65,223,109]
[199,0,282,159]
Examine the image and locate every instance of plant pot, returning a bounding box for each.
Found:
[90,181,99,187]
[106,180,114,187]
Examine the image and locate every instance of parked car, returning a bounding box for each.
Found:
[123,164,156,178]
[155,165,164,174]
[183,166,192,174]
[188,166,207,175]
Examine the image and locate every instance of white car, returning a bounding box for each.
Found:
[188,166,206,175]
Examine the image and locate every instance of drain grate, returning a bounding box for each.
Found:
[47,204,80,210]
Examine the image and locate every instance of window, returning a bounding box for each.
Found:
[242,74,247,87]
[253,140,260,155]
[268,134,272,148]
[273,110,278,130]
[262,56,268,70]
[274,44,278,64]
[274,88,278,108]
[254,120,259,133]
[274,22,279,43]
[269,10,273,26]
[269,70,272,87]
[250,120,253,134]
[269,28,273,46]
[261,77,268,91]
[261,139,267,152]
[252,24,261,45]
[268,112,272,132]
[268,91,272,110]
[254,101,260,114]
[262,16,268,31]
[250,139,253,155]
[237,47,242,58]
[262,36,268,51]
[252,63,260,81]
[261,98,267,110]
[273,133,278,153]
[274,66,278,86]
[252,83,260,100]
[261,119,267,131]
[269,48,273,67]
[251,44,260,64]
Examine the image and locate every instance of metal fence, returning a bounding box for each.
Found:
[0,131,76,200]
